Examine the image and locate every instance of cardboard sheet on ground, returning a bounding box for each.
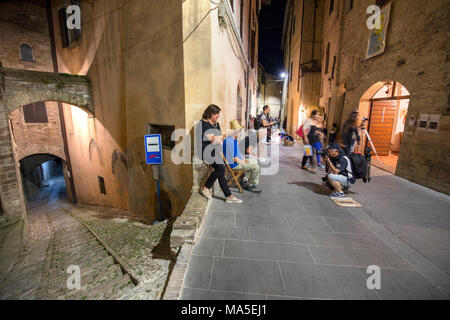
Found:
[330,197,362,208]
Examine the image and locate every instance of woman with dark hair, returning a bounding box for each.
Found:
[342,110,361,154]
[199,105,243,204]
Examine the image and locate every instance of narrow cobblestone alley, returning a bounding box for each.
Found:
[180,144,450,300]
[0,177,170,300]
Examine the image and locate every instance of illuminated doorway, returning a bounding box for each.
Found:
[358,81,410,174]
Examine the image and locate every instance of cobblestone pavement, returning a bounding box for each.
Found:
[0,177,170,300]
[180,144,450,300]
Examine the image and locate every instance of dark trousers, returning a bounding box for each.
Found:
[302,155,313,167]
[205,163,232,198]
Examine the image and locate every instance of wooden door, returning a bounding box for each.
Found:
[368,101,397,156]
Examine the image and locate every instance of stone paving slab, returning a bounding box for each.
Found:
[180,144,450,300]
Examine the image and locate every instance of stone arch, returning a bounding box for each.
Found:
[18,147,66,164]
[357,80,411,120]
[19,153,63,171]
[357,80,412,173]
[0,66,94,116]
[0,65,93,219]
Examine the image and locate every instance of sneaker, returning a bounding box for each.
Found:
[200,187,212,200]
[247,184,262,194]
[226,196,243,204]
[330,192,345,198]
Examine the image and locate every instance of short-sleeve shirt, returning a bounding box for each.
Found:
[332,155,352,178]
[259,114,268,130]
[223,136,244,169]
[201,120,222,160]
[302,118,314,136]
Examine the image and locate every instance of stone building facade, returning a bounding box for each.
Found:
[0,0,264,221]
[282,0,450,194]
[0,0,73,215]
[257,66,283,119]
[281,0,325,136]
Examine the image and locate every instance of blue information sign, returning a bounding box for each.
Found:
[145,134,163,165]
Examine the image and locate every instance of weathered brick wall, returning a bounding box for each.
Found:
[322,0,450,194]
[319,0,345,131]
[0,99,26,219]
[0,1,54,72]
[0,0,54,219]
[9,102,65,162]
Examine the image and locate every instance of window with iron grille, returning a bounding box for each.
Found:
[23,102,48,123]
[147,124,176,150]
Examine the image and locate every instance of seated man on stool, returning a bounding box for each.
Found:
[223,120,262,193]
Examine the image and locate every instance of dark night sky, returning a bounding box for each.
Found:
[259,0,287,76]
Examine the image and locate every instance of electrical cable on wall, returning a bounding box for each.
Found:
[183,5,220,43]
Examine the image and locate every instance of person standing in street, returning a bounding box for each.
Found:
[301,110,319,171]
[199,105,243,204]
[312,115,326,169]
[257,105,276,163]
[329,123,338,144]
[342,110,361,155]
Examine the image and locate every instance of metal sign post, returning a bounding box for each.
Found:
[145,134,164,221]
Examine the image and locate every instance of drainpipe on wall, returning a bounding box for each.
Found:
[46,0,77,203]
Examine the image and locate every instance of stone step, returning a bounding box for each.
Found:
[47,259,118,286]
[48,264,124,298]
[48,251,112,274]
[52,235,98,248]
[50,243,107,262]
[52,234,96,246]
[55,269,132,300]
[85,274,135,300]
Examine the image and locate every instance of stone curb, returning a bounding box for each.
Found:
[163,191,209,300]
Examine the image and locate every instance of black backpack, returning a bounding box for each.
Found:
[254,114,263,130]
[348,153,369,183]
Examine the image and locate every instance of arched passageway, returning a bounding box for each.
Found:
[358,80,411,174]
[19,154,68,209]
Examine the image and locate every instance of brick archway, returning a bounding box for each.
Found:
[0,65,93,220]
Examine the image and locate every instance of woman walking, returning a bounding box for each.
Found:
[342,110,361,155]
[311,116,326,169]
[199,105,243,204]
